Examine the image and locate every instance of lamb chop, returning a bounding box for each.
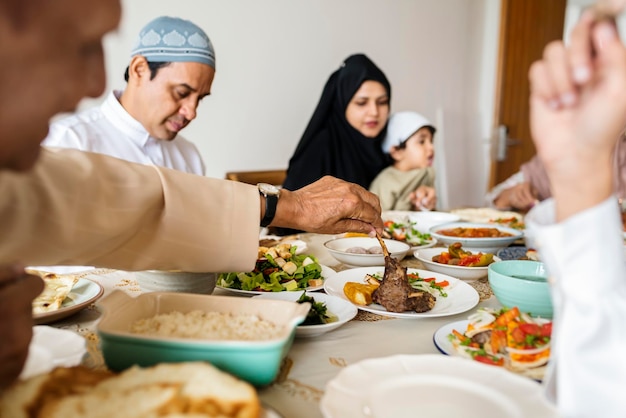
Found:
[371,233,436,313]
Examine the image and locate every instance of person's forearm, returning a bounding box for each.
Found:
[548,159,613,221]
[0,148,259,272]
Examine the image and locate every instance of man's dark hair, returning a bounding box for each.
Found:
[124,61,171,82]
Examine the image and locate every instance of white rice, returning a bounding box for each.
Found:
[130,310,282,341]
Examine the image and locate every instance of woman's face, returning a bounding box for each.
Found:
[345,80,390,138]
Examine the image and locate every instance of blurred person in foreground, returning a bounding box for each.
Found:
[44,16,214,175]
[0,0,383,391]
[369,111,437,211]
[525,5,626,416]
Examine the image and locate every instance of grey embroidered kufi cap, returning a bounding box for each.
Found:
[131,16,215,69]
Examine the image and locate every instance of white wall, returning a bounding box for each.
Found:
[77,0,501,209]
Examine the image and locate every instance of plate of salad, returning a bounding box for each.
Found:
[382,219,436,250]
[216,246,335,295]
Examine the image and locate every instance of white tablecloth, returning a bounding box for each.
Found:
[49,233,500,418]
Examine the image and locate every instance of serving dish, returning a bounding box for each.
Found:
[320,354,557,418]
[33,278,104,325]
[488,260,553,318]
[323,267,479,319]
[450,208,524,226]
[135,271,217,294]
[414,247,501,281]
[429,221,523,254]
[96,290,309,386]
[253,291,357,338]
[323,237,410,267]
[496,246,529,261]
[216,264,334,295]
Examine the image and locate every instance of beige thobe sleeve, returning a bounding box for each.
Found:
[0,148,259,272]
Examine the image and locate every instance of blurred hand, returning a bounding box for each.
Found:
[274,176,383,235]
[0,264,43,391]
[410,186,437,210]
[528,12,626,219]
[494,182,537,211]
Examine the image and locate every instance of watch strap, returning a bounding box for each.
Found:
[260,191,278,227]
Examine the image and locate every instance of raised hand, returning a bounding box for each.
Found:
[528,13,626,219]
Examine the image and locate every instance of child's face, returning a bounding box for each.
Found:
[391,127,434,169]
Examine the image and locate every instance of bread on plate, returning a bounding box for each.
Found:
[0,362,261,418]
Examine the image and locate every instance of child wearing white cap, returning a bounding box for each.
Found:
[369,111,437,211]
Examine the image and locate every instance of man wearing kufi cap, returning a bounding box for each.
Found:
[43,16,215,175]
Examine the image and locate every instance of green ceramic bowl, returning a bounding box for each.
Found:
[97,291,309,386]
[488,260,553,318]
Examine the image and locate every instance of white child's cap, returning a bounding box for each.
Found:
[382,111,436,153]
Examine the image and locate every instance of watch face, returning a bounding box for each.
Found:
[258,183,280,195]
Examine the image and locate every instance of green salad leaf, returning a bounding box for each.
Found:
[217,246,324,292]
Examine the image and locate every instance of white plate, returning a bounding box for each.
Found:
[432,319,468,356]
[409,238,437,251]
[434,320,548,381]
[20,326,86,379]
[253,291,357,338]
[33,278,104,325]
[430,221,523,254]
[323,267,479,318]
[216,264,335,295]
[320,354,557,418]
[27,265,95,274]
[415,248,501,282]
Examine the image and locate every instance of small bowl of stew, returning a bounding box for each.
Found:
[429,222,523,254]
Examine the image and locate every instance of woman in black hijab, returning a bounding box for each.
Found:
[282,54,392,191]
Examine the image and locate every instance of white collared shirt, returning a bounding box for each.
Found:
[526,197,626,418]
[43,91,206,175]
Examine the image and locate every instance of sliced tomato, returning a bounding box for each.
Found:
[458,254,482,267]
[519,323,540,336]
[474,355,504,366]
[511,326,526,344]
[539,323,552,337]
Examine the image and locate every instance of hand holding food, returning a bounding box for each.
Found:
[276,176,383,235]
[382,219,432,246]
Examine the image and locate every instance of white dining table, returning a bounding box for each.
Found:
[48,233,502,418]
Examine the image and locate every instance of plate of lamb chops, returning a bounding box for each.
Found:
[323,234,479,318]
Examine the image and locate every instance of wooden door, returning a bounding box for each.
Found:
[489,0,567,187]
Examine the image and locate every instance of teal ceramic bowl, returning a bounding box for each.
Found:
[488,260,553,318]
[97,290,309,386]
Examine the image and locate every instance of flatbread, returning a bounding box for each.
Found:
[27,269,80,314]
[450,208,523,224]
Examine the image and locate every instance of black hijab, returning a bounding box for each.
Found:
[282,54,392,191]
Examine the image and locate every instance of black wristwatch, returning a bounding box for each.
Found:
[258,183,280,227]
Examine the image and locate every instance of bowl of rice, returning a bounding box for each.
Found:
[96,290,309,386]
